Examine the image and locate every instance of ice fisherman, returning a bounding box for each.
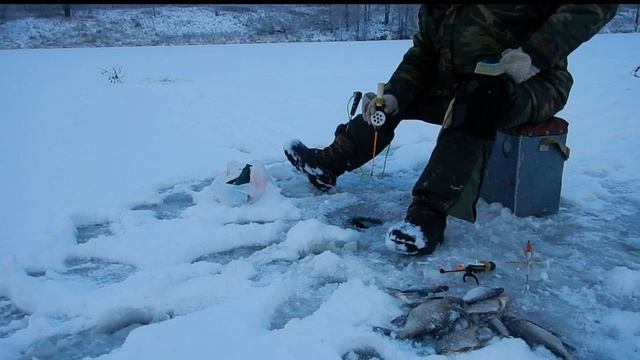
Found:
[285,5,618,255]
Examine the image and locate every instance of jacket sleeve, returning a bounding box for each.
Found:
[385,6,438,112]
[522,4,618,69]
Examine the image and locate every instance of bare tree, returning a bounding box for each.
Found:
[345,4,349,31]
[328,4,333,33]
[403,4,411,38]
[396,4,411,38]
[331,4,351,39]
[636,4,639,32]
[384,4,390,25]
[355,4,359,37]
[361,4,370,40]
[393,5,420,39]
[366,4,371,39]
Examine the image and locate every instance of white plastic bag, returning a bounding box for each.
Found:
[211,160,270,207]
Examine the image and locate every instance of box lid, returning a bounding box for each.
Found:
[502,116,568,137]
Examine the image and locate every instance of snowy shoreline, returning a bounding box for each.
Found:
[1,4,638,50]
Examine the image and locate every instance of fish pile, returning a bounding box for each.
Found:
[376,285,573,359]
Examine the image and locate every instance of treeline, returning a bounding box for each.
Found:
[2,4,638,36]
[326,4,421,40]
[0,4,422,41]
[0,4,637,49]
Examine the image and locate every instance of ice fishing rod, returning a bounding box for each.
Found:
[523,241,533,293]
[370,82,386,176]
[438,261,496,285]
[507,240,539,294]
[345,87,391,178]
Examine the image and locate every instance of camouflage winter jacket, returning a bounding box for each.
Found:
[386,4,618,113]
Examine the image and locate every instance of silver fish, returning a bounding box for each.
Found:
[386,297,462,339]
[436,325,495,355]
[487,315,510,337]
[464,295,509,315]
[462,286,504,305]
[452,317,471,332]
[502,315,572,360]
[386,285,449,303]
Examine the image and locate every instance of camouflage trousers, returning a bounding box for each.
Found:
[335,70,572,222]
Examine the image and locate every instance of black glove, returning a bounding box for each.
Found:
[451,73,516,140]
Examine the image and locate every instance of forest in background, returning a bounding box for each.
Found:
[1,4,638,49]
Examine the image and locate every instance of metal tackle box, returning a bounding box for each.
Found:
[480,117,570,217]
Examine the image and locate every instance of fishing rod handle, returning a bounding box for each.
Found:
[350,91,362,117]
[466,261,496,273]
[482,261,496,272]
[371,82,387,127]
[376,82,385,101]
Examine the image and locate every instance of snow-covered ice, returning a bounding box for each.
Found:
[1,33,639,359]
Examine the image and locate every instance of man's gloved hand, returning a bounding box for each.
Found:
[362,92,399,125]
[501,47,540,84]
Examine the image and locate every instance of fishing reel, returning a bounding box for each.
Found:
[439,260,496,285]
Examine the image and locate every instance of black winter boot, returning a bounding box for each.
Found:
[284,134,355,191]
[385,196,447,255]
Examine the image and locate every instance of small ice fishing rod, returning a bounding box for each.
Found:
[507,240,538,294]
[438,261,496,285]
[370,83,386,176]
[346,86,391,177]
